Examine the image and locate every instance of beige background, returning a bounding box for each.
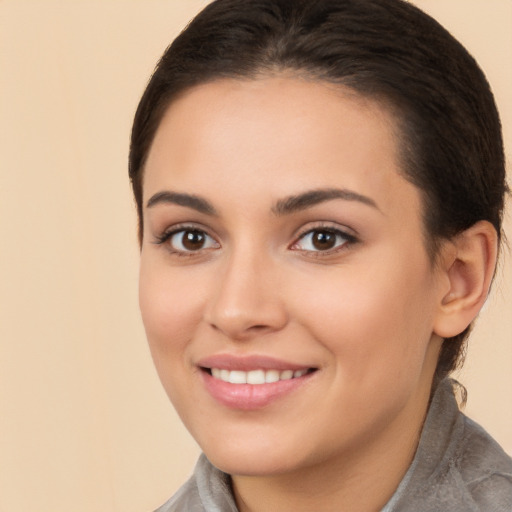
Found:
[0,1,510,511]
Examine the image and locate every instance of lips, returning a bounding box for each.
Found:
[197,354,317,409]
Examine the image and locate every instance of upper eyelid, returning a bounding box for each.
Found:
[298,227,352,238]
[152,222,218,245]
[292,221,358,240]
[160,222,215,237]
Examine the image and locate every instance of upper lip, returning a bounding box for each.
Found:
[197,353,315,372]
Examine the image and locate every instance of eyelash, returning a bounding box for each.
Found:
[153,224,358,257]
[290,225,358,256]
[153,224,219,257]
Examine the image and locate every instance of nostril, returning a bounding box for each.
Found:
[204,295,289,340]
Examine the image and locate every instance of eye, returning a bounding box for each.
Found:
[291,228,355,253]
[157,228,220,254]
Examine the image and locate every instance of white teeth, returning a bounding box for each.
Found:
[280,370,294,380]
[210,368,310,384]
[228,370,247,384]
[265,369,280,383]
[247,370,265,384]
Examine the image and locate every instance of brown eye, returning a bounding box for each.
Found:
[168,229,219,253]
[292,228,354,253]
[182,230,206,250]
[311,231,337,250]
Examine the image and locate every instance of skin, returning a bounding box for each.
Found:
[139,77,473,511]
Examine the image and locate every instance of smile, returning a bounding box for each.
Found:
[209,368,310,384]
[199,364,317,410]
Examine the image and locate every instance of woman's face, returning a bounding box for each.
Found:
[139,77,447,477]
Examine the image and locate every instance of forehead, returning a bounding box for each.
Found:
[143,76,420,222]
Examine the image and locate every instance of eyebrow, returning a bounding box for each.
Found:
[272,188,380,215]
[145,187,380,217]
[146,191,218,216]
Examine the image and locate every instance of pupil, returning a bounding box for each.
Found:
[312,231,335,250]
[183,230,205,250]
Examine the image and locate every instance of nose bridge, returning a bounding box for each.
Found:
[204,238,287,339]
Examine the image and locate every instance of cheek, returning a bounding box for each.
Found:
[138,260,205,357]
[138,261,210,414]
[289,256,437,380]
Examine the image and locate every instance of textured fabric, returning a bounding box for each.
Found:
[155,455,237,512]
[155,379,512,511]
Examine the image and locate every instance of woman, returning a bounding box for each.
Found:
[129,0,512,510]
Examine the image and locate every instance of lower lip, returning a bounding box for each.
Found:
[201,370,314,410]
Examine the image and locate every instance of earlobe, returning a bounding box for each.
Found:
[433,221,498,338]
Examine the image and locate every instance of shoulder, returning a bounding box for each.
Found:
[413,402,512,511]
[452,414,512,510]
[385,380,512,512]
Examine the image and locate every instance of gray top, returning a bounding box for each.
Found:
[155,379,512,511]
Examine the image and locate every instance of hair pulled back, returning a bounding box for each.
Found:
[129,0,507,380]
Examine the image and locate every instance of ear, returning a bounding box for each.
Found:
[433,221,498,338]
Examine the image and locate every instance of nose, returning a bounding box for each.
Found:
[204,249,289,341]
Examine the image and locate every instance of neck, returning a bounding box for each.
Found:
[231,380,433,512]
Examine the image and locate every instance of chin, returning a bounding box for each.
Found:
[199,435,307,477]
[209,452,301,477]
